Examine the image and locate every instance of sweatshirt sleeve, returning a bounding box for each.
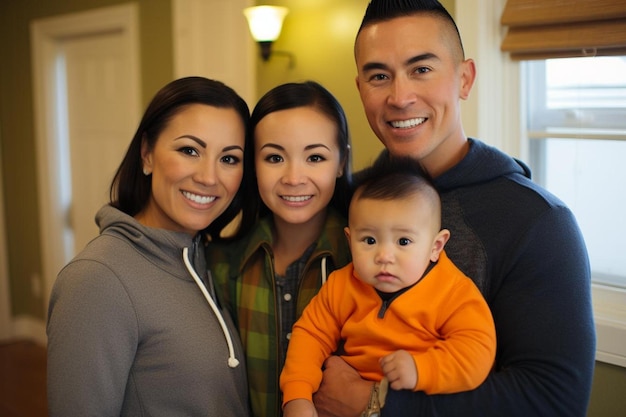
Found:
[381,206,596,416]
[47,259,138,417]
[280,271,345,405]
[413,272,496,394]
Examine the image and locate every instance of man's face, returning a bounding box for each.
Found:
[355,15,474,177]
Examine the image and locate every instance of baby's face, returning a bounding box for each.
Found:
[345,193,442,293]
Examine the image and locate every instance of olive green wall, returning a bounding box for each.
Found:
[0,0,174,320]
[588,361,626,416]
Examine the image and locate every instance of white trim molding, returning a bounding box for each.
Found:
[172,0,257,108]
[0,127,13,341]
[592,284,626,367]
[456,0,521,159]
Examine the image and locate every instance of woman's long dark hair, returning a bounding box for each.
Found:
[233,81,353,239]
[109,76,252,240]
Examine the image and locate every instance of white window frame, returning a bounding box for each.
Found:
[524,57,626,367]
[455,0,626,367]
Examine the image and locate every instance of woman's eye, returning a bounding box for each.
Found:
[398,238,411,246]
[308,154,326,163]
[265,154,283,163]
[179,146,199,157]
[221,155,241,165]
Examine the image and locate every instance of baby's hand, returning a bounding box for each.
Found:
[283,398,318,417]
[380,349,418,390]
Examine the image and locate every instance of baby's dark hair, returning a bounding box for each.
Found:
[353,155,442,224]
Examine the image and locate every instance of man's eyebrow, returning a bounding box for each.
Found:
[406,52,439,66]
[361,52,439,73]
[361,61,389,73]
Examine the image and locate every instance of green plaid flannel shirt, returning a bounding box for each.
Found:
[208,209,351,417]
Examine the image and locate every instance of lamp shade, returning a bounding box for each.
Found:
[243,6,288,42]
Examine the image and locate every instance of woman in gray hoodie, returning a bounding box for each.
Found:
[47,76,252,417]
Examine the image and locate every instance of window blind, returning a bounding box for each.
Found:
[500,0,626,60]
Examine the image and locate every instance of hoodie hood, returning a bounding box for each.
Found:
[95,204,240,368]
[96,204,204,280]
[434,138,530,192]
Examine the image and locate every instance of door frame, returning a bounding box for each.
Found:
[0,135,12,340]
[30,4,140,316]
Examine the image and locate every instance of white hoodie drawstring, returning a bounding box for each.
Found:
[183,247,240,368]
[321,256,328,285]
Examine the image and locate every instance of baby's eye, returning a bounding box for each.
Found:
[398,238,411,246]
[364,237,376,245]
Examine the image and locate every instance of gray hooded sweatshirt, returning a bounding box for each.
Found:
[47,204,249,416]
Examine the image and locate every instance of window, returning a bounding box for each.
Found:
[524,56,626,365]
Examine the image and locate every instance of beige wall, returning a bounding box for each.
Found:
[0,0,623,415]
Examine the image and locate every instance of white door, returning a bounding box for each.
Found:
[31,4,140,317]
[64,32,137,252]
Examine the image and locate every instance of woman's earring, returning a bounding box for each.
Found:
[143,168,150,176]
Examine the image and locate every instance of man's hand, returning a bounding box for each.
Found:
[380,349,418,390]
[313,356,371,417]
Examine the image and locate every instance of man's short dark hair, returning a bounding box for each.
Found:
[357,0,464,58]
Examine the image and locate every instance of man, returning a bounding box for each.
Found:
[313,1,596,416]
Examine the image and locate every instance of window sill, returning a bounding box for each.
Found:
[592,283,626,367]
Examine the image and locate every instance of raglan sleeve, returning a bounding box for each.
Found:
[47,259,138,417]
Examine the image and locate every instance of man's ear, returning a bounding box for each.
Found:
[430,229,451,262]
[459,58,476,100]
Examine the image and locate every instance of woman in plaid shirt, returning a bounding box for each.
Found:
[208,81,353,417]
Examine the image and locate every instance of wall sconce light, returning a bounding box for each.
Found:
[244,5,294,67]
